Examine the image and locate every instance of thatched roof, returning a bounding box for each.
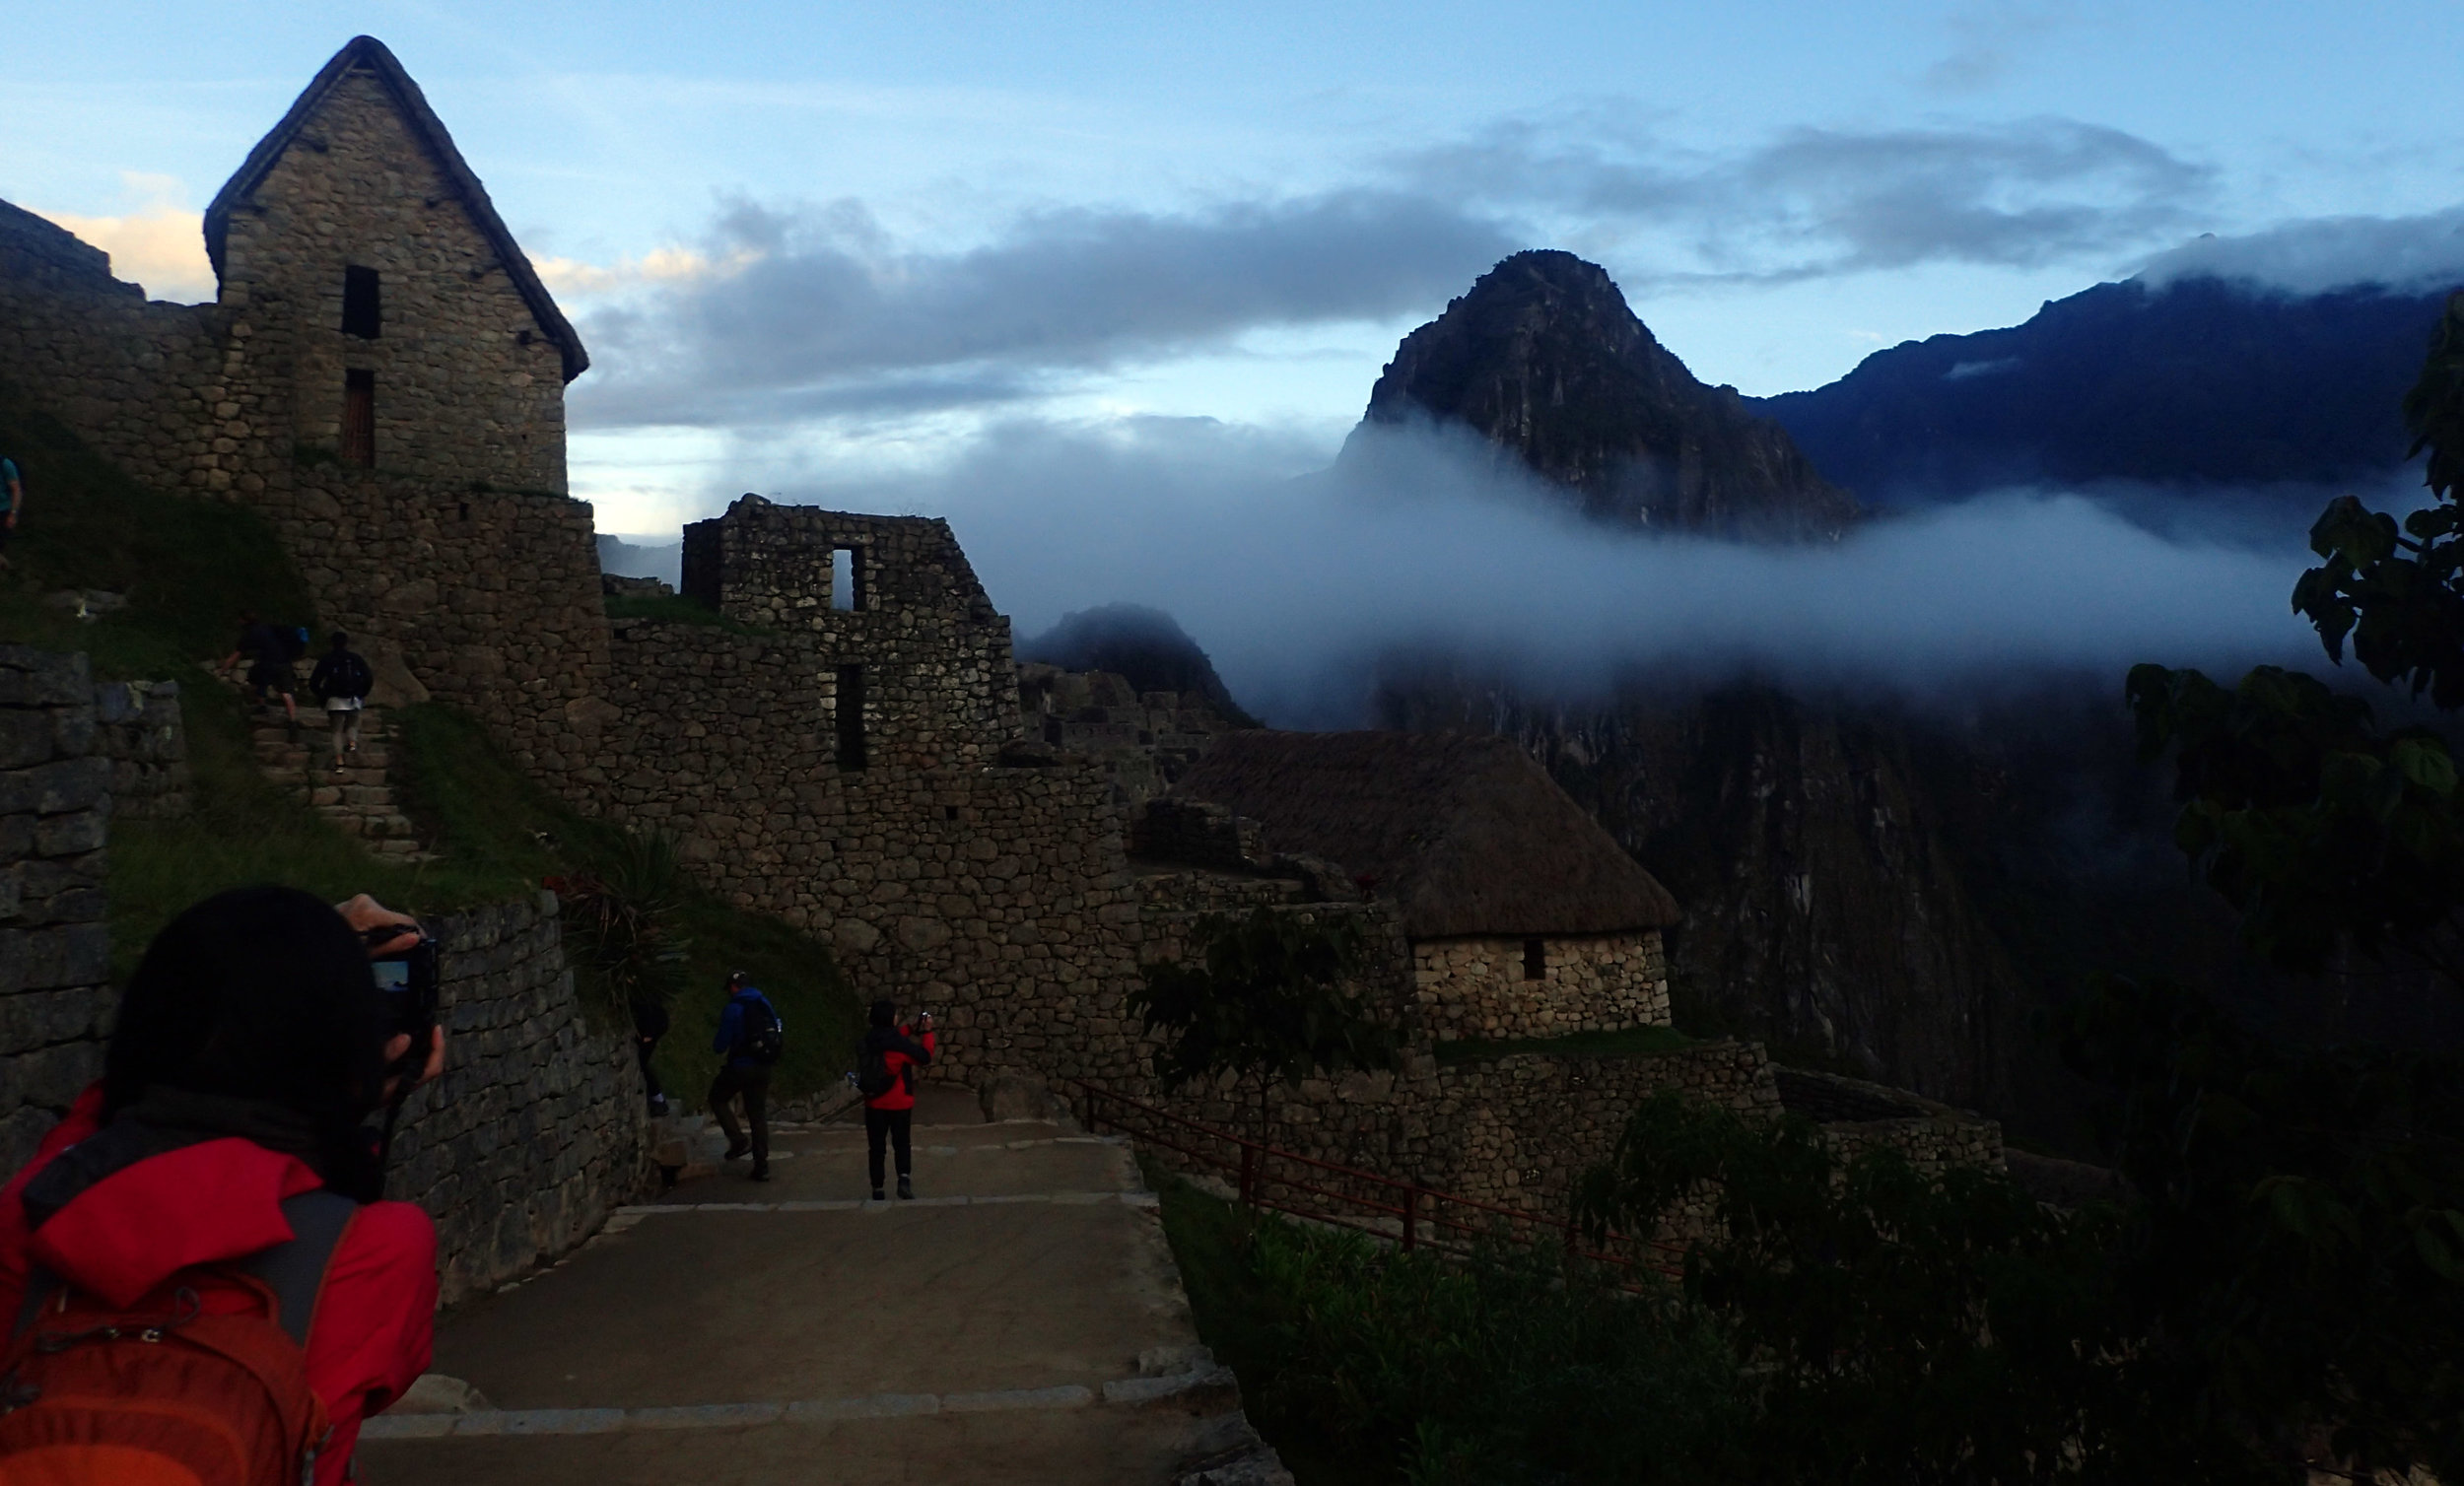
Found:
[1170,731,1680,939]
[204,36,588,382]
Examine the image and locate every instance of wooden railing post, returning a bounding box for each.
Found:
[1239,1142,1257,1205]
[1401,1184,1418,1252]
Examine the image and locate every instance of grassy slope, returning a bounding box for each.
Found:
[1142,1159,1387,1486]
[0,383,860,1097]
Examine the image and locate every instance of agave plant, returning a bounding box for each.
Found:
[550,830,692,1018]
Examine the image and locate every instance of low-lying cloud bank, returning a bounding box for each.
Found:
[734,420,2328,726]
[2135,207,2464,297]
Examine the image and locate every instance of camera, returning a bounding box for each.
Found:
[367,926,441,1055]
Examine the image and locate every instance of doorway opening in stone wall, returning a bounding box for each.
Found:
[836,664,867,771]
[342,370,376,468]
[342,265,381,339]
[831,546,864,611]
[1524,937,1546,980]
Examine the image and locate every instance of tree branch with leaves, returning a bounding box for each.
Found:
[1130,906,1400,1144]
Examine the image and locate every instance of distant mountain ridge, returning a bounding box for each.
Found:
[1752,276,2451,504]
[1349,249,1860,540]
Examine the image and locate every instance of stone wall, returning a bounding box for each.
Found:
[1410,931,1671,1044]
[382,892,650,1306]
[0,648,113,1178]
[92,680,189,820]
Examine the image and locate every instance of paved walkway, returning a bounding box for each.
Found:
[357,1087,1281,1485]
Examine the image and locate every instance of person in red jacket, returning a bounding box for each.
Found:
[858,999,934,1201]
[0,885,445,1486]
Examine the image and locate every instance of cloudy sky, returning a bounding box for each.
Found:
[9,1,2464,544]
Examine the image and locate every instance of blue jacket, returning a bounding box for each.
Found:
[712,988,778,1069]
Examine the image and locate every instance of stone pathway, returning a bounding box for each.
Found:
[357,1086,1289,1485]
[244,702,428,859]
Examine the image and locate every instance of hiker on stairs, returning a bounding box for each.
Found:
[709,973,783,1183]
[857,1000,935,1201]
[309,632,376,773]
[222,611,303,723]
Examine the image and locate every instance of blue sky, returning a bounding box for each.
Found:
[9,1,2464,536]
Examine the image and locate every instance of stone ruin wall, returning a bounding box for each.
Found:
[0,75,608,799]
[385,892,650,1306]
[1411,931,1671,1045]
[0,648,648,1299]
[0,648,115,1178]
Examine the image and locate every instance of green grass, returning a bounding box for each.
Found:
[1433,1023,1698,1065]
[603,592,769,636]
[389,703,860,1098]
[1145,1156,1746,1485]
[1143,1159,1392,1486]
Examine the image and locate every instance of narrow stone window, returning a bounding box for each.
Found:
[342,370,376,468]
[341,265,381,339]
[835,664,868,771]
[832,546,864,611]
[1523,937,1545,980]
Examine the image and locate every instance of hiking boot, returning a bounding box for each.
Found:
[871,1187,886,1202]
[723,1140,751,1162]
[897,1177,915,1200]
[749,1167,772,1182]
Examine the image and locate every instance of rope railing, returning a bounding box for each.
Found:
[1067,1078,1683,1281]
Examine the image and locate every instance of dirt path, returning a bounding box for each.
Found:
[357,1086,1287,1485]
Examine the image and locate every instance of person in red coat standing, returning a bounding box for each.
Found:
[0,886,445,1486]
[857,999,934,1201]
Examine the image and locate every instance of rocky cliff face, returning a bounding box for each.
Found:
[1352,249,1860,539]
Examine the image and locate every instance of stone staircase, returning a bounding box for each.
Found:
[247,706,430,860]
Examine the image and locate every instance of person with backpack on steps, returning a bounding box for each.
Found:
[0,885,447,1486]
[856,1000,934,1201]
[709,972,782,1182]
[308,632,376,774]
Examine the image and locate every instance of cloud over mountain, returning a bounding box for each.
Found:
[2134,208,2464,297]
[572,191,1518,429]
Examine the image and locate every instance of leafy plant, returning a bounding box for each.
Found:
[1576,1093,2130,1485]
[2129,289,2464,987]
[1132,906,1399,1139]
[2058,974,2464,1483]
[550,830,693,1019]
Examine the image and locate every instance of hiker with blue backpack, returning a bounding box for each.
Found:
[709,972,783,1182]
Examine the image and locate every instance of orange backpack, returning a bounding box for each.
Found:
[0,1190,355,1486]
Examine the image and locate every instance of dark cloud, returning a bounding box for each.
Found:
[1399,114,2213,282]
[572,191,1519,430]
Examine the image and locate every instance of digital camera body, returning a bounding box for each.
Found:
[367,929,441,1062]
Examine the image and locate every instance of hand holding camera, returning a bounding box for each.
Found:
[337,893,445,1100]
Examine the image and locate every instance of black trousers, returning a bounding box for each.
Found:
[709,1064,770,1169]
[865,1107,913,1191]
[636,1035,664,1104]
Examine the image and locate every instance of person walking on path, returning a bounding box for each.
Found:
[857,1000,934,1201]
[633,994,670,1116]
[708,972,781,1182]
[308,631,376,772]
[0,450,22,572]
[0,885,446,1485]
[222,610,302,722]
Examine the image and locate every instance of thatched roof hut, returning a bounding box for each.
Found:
[1168,731,1680,940]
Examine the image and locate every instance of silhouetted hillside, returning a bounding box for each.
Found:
[1017,603,1260,726]
[1754,277,2449,503]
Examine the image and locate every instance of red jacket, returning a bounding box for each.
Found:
[0,1085,437,1485]
[864,1027,936,1112]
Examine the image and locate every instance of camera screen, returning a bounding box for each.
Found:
[372,960,412,992]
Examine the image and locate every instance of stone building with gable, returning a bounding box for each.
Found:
[1150,731,1680,1045]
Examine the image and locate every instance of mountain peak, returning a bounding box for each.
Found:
[1354,250,1858,539]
